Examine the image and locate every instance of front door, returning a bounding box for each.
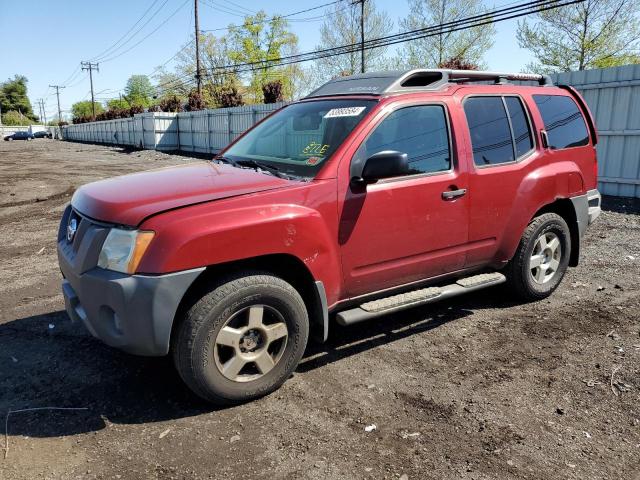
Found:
[339,103,469,298]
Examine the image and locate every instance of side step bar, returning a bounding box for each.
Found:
[336,272,506,326]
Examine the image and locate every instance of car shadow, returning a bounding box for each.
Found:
[601,195,640,215]
[0,286,521,440]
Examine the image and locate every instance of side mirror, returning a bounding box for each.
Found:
[354,150,409,184]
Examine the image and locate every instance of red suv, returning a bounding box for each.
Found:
[58,69,601,404]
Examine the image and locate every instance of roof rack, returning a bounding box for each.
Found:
[305,69,553,98]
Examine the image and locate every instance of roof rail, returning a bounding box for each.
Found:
[305,69,553,98]
[444,69,553,86]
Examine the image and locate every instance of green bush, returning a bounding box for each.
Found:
[1,110,29,126]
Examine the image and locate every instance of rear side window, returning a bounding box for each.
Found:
[533,95,589,149]
[505,97,534,157]
[360,105,451,175]
[464,97,514,166]
[464,96,534,166]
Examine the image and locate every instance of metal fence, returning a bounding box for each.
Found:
[551,65,640,198]
[61,103,286,153]
[61,65,640,198]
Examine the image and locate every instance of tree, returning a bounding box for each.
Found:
[154,70,191,102]
[124,75,155,107]
[262,80,284,103]
[227,11,298,102]
[398,0,495,68]
[72,101,104,119]
[106,98,130,111]
[0,75,38,121]
[186,90,205,111]
[218,85,244,107]
[157,33,240,107]
[517,0,640,72]
[438,56,480,69]
[158,95,184,112]
[314,0,393,79]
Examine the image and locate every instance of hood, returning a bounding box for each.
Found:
[71,161,292,226]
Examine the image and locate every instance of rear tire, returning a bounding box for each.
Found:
[172,273,309,405]
[506,213,571,300]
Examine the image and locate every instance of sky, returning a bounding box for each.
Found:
[0,0,534,121]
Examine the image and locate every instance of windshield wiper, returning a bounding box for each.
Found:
[213,155,240,167]
[235,159,279,172]
[235,159,298,180]
[215,156,300,180]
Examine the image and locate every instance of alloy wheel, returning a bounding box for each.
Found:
[529,232,562,284]
[213,305,288,383]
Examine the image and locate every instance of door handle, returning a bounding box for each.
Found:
[442,188,467,200]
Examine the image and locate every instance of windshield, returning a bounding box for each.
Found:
[223,99,376,178]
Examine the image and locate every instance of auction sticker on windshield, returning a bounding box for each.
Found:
[323,107,367,118]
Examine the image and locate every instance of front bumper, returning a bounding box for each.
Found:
[57,206,203,356]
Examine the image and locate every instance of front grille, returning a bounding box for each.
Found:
[66,209,82,245]
[58,206,110,274]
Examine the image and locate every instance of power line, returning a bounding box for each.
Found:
[153,0,579,95]
[65,73,89,89]
[201,0,343,32]
[208,0,576,74]
[94,0,582,105]
[99,0,190,63]
[92,0,169,62]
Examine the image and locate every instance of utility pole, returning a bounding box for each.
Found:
[81,61,99,119]
[49,84,65,123]
[194,0,202,95]
[39,99,48,125]
[352,0,366,73]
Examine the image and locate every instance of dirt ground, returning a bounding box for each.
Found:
[0,139,638,480]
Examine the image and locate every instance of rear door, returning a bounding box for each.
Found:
[339,100,470,297]
[462,92,593,268]
[461,94,538,267]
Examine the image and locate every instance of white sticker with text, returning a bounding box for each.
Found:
[323,106,367,118]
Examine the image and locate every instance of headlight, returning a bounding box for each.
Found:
[97,229,155,274]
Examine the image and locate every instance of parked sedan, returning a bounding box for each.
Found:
[33,130,52,139]
[4,131,34,141]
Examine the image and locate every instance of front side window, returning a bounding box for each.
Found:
[356,105,451,175]
[224,99,376,178]
[533,95,589,149]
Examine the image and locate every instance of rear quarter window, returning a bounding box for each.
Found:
[533,95,589,149]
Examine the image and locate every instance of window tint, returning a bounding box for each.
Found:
[504,97,533,157]
[534,95,589,149]
[225,99,376,178]
[464,97,514,166]
[360,105,451,175]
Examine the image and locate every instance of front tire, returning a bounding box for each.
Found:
[172,273,309,405]
[506,213,571,300]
